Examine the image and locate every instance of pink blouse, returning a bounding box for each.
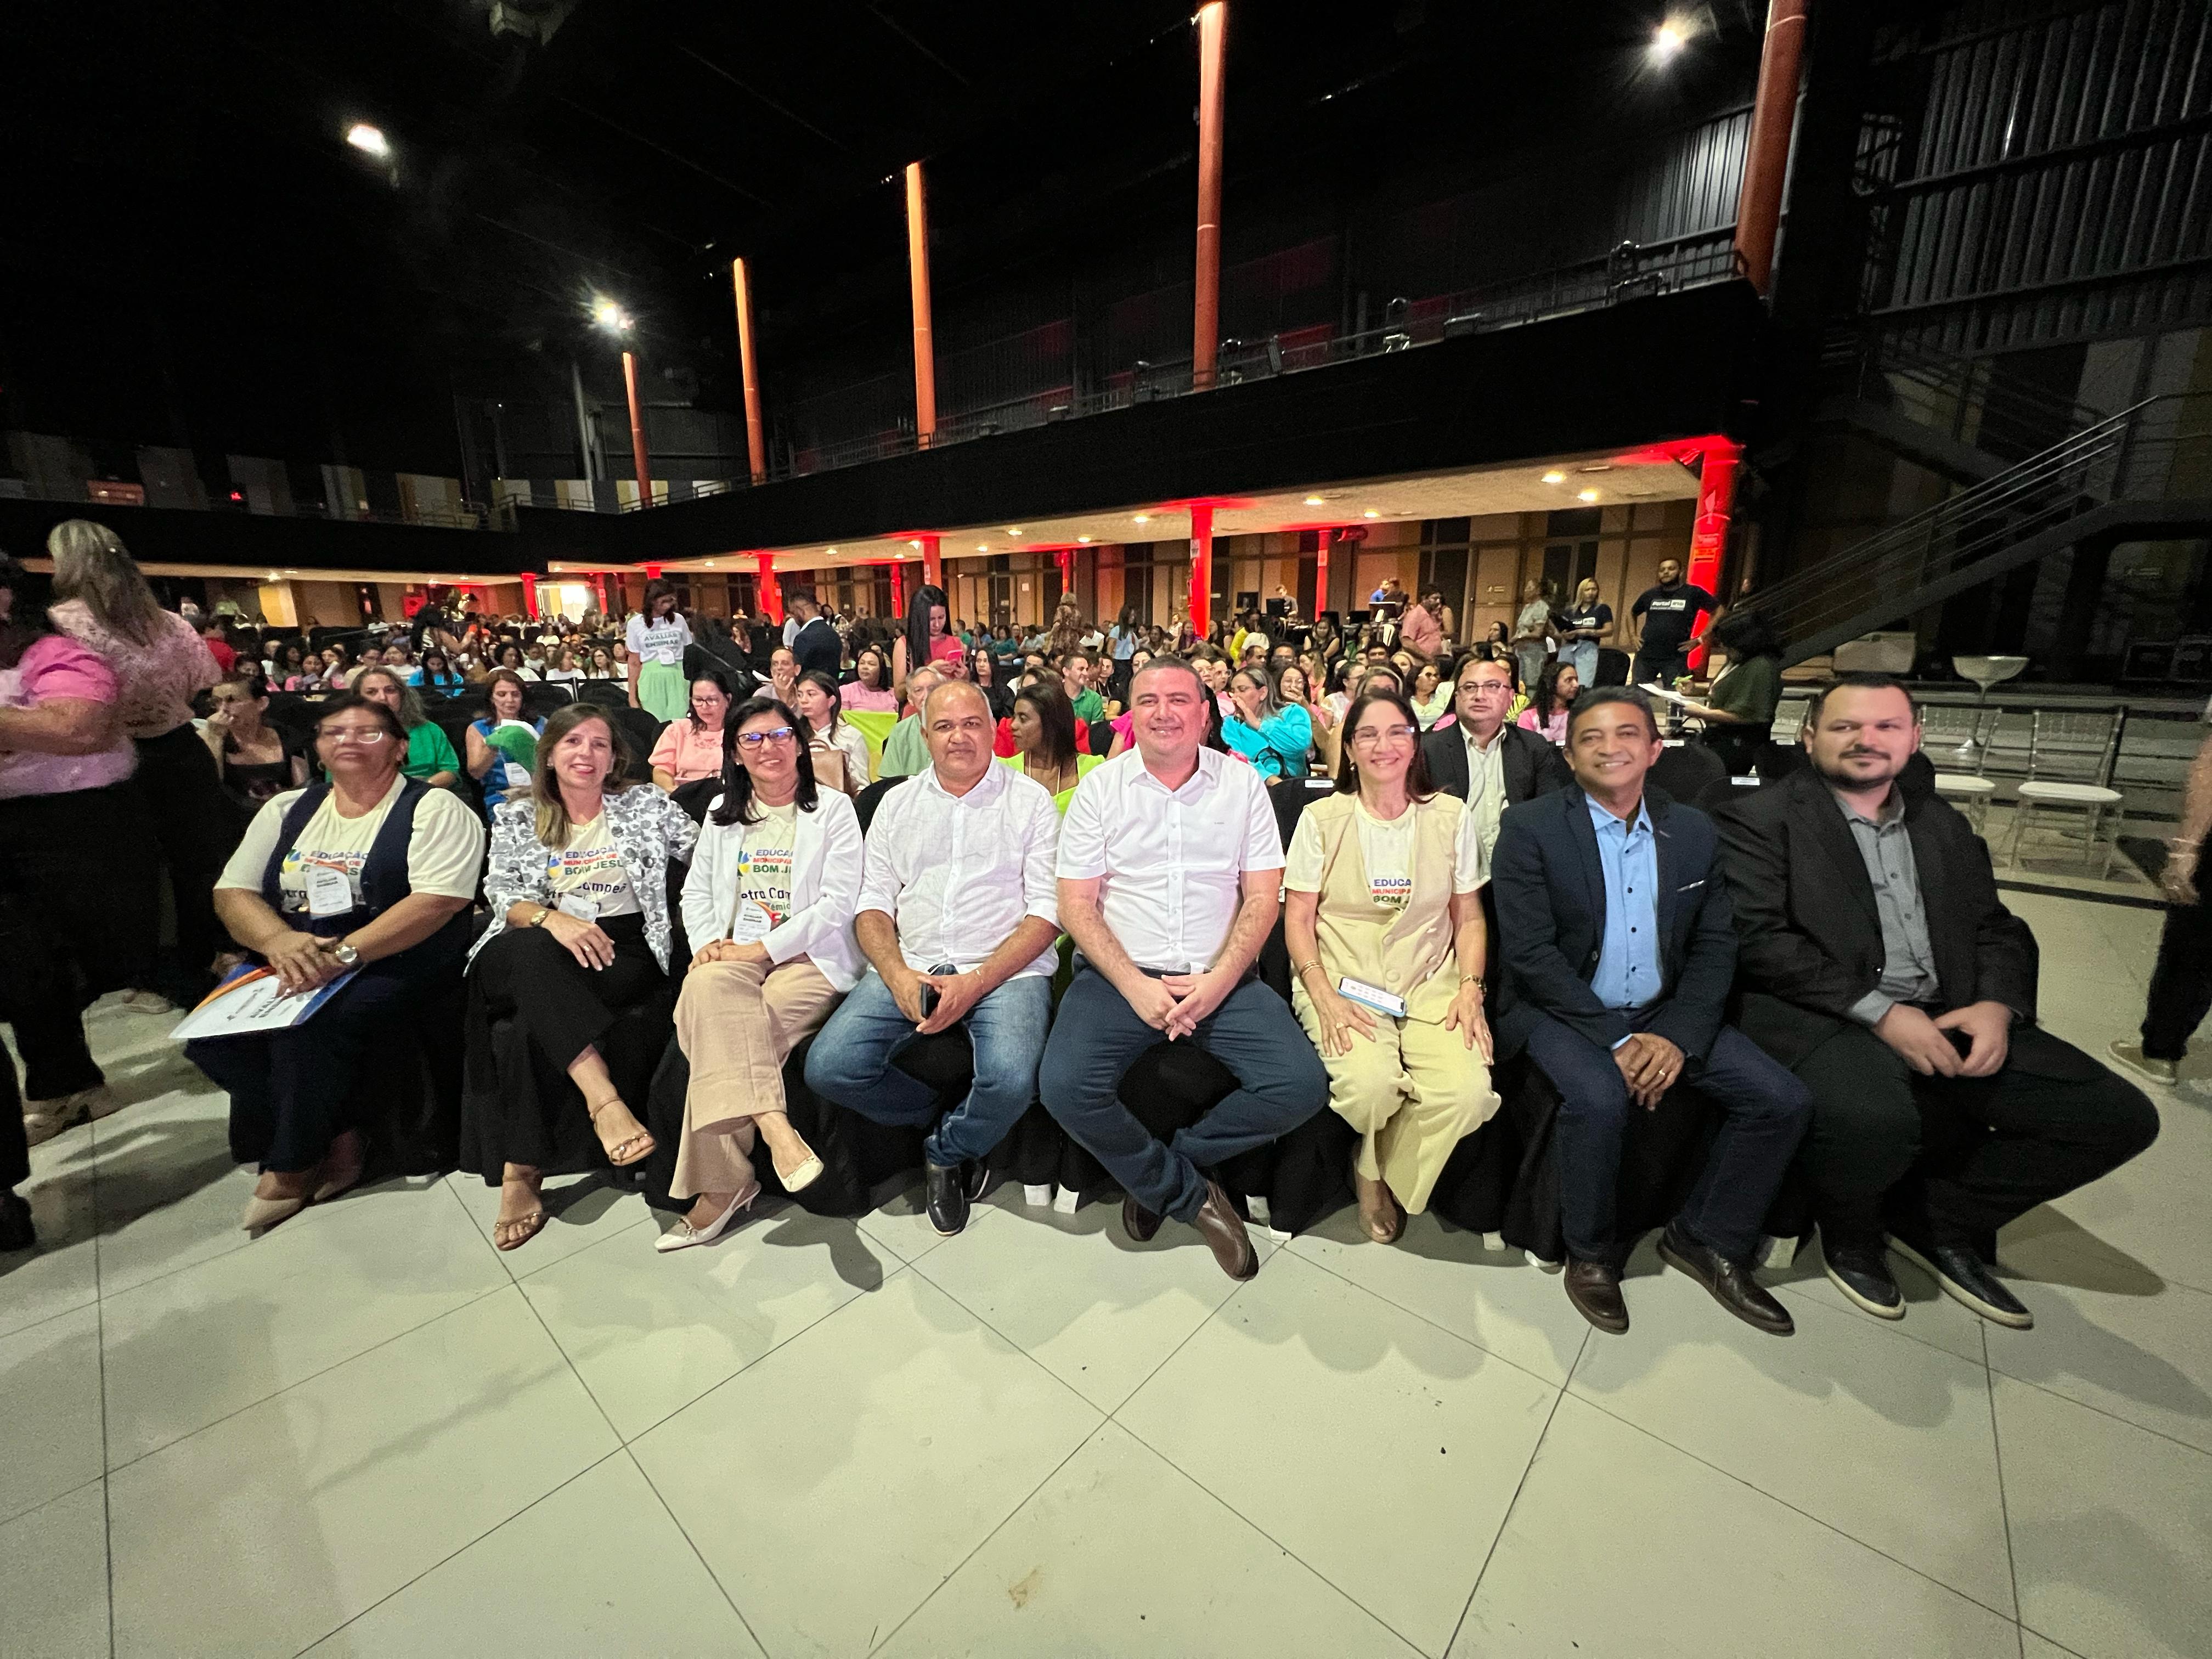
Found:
[0,635,137,799]
[842,683,898,712]
[48,600,218,740]
[648,717,725,785]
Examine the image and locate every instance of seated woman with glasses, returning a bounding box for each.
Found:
[1283,686,1499,1244]
[654,696,863,1251]
[648,666,735,801]
[1222,664,1313,780]
[461,703,698,1250]
[194,694,486,1235]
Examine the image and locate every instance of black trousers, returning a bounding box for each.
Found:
[134,723,236,990]
[189,959,445,1174]
[0,781,160,999]
[461,915,667,1181]
[2142,891,2212,1060]
[1790,1020,2160,1253]
[0,1053,24,1190]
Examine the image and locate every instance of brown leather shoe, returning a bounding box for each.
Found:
[1564,1258,1629,1334]
[1190,1180,1258,1281]
[1658,1222,1794,1336]
[1122,1193,1164,1243]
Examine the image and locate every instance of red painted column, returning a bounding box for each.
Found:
[622,349,654,508]
[904,163,939,448]
[1056,548,1074,604]
[756,553,783,624]
[731,257,768,484]
[890,562,905,618]
[1314,531,1331,619]
[1685,438,1740,670]
[919,534,942,590]
[1732,0,1810,297]
[1189,504,1215,635]
[590,573,608,617]
[519,571,539,620]
[643,562,663,580]
[1192,2,1228,391]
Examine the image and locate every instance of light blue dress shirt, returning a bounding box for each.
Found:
[1587,794,1661,1013]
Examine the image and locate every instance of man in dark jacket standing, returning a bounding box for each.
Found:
[785,588,843,680]
[1492,687,1810,1338]
[1714,674,2158,1330]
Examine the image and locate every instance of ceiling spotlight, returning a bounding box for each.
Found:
[1362,509,1380,519]
[1304,495,1325,506]
[345,123,390,158]
[1077,535,1092,544]
[977,543,990,551]
[1133,514,1150,523]
[590,296,631,332]
[909,539,921,549]
[826,547,838,556]
[1542,470,1566,484]
[1007,528,1022,535]
[1650,21,1686,60]
[1578,488,1600,503]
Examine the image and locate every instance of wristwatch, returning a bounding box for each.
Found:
[321,938,361,967]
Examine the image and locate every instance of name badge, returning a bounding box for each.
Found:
[1338,977,1407,1019]
[504,760,531,788]
[727,899,774,945]
[557,895,598,921]
[303,864,353,918]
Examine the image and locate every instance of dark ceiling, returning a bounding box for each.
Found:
[1,0,1765,473]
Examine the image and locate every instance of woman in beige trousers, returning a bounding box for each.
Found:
[1284,685,1499,1244]
[659,695,866,1252]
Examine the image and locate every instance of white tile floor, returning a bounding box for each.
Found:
[2,889,2206,1658]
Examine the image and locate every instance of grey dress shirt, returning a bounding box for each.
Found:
[1835,788,1943,1024]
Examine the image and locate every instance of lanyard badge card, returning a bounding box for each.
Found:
[725,853,774,945]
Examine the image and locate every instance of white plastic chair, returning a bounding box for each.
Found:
[1920,704,2000,831]
[2004,708,2125,875]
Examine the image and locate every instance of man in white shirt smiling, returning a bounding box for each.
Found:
[1041,657,1329,1280]
[805,681,1063,1235]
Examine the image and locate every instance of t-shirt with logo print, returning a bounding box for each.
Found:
[736,800,798,927]
[546,814,639,918]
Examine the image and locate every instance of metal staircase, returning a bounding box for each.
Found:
[1746,390,2212,668]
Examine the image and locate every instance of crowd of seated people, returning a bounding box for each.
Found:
[0,538,2160,1355]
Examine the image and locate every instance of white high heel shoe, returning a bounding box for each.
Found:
[655,1181,760,1253]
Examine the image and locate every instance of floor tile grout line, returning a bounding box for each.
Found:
[90,1117,116,1659]
[0,1468,112,1534]
[620,1443,774,1658]
[860,1416,1122,1659]
[1284,1235,1594,1395]
[1985,1362,2212,1461]
[1564,1385,2025,1625]
[1770,1279,1993,1369]
[1983,1324,2028,1649]
[1104,1410,1438,1658]
[279,1445,635,1659]
[1443,1328,1586,1659]
[98,1276,516,1482]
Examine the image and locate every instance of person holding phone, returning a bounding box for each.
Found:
[805,680,1063,1235]
[1283,686,1498,1244]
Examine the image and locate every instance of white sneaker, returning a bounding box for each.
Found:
[2107,1040,2179,1085]
[23,1086,122,1148]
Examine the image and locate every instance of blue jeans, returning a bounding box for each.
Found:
[1523,1008,1810,1263]
[1038,966,1330,1221]
[1563,641,1599,688]
[804,969,1053,1166]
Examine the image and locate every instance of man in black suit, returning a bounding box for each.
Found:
[785,587,843,680]
[1422,654,1571,864]
[1492,687,1810,1336]
[1715,674,2158,1329]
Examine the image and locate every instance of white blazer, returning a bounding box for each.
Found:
[681,786,865,991]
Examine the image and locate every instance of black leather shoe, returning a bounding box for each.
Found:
[1122,1194,1164,1243]
[924,1161,970,1237]
[0,1189,32,1254]
[1658,1222,1794,1336]
[1887,1232,2032,1329]
[1190,1180,1258,1281]
[1564,1258,1629,1334]
[1822,1240,1905,1321]
[963,1160,990,1203]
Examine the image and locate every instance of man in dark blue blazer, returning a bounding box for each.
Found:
[1491,687,1810,1336]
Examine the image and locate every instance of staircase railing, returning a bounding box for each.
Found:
[1745,391,2212,664]
[1820,329,2109,466]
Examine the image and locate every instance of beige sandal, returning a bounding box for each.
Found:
[494,1209,548,1251]
[587,1098,655,1167]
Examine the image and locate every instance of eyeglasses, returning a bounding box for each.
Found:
[320,727,392,746]
[735,726,797,749]
[1459,681,1513,696]
[1351,724,1419,748]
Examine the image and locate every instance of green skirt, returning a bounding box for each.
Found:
[635,658,688,723]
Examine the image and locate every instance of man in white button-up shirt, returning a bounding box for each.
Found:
[1041,658,1329,1280]
[805,681,1063,1235]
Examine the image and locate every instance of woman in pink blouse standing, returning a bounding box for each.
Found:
[46,520,231,1002]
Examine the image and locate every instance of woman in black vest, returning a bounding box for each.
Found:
[194,695,487,1236]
